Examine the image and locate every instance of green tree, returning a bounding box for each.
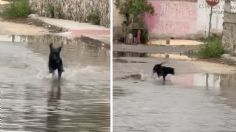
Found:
[115,0,154,44]
[115,0,154,27]
[1,0,31,18]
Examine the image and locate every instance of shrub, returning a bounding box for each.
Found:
[141,28,149,44]
[198,36,225,58]
[87,10,100,25]
[1,0,31,18]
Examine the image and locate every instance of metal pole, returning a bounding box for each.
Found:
[208,6,213,37]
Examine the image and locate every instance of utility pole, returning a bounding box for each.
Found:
[206,0,219,37]
[208,6,213,37]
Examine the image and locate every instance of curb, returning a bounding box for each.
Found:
[222,54,236,64]
[29,16,109,48]
[80,35,110,49]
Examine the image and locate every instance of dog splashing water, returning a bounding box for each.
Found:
[153,62,175,85]
[48,43,64,80]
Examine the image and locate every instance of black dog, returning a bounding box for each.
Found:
[48,43,64,79]
[153,62,175,84]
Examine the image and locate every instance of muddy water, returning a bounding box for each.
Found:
[0,35,110,132]
[114,57,236,132]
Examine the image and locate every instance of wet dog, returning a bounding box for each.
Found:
[153,62,175,84]
[48,43,64,79]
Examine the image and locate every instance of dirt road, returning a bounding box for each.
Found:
[0,18,49,35]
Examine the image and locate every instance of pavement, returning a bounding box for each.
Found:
[29,14,110,45]
[113,44,199,54]
[148,39,204,46]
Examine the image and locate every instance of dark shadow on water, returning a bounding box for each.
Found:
[114,51,148,57]
[46,79,62,131]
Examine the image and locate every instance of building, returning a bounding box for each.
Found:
[114,0,236,39]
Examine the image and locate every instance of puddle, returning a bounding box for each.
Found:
[116,73,236,90]
[114,73,236,131]
[171,73,222,88]
[0,34,110,132]
[0,35,27,43]
[114,51,195,61]
[172,73,236,107]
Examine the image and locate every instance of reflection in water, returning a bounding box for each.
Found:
[163,73,236,107]
[149,53,194,60]
[113,51,194,60]
[12,35,15,42]
[0,35,27,42]
[171,73,222,90]
[47,80,61,131]
[219,74,236,108]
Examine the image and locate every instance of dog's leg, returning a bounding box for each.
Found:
[152,71,156,79]
[59,60,64,72]
[52,70,55,77]
[49,67,54,73]
[162,75,166,85]
[58,70,62,80]
[48,60,54,73]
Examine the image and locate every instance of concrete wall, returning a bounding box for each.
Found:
[222,12,236,55]
[145,0,197,38]
[144,0,227,39]
[222,0,236,56]
[29,0,110,27]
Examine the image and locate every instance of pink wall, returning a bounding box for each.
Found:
[145,0,197,38]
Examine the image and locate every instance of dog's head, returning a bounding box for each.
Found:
[153,62,166,73]
[49,43,62,59]
[153,64,163,77]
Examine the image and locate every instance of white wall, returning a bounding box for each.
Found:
[113,0,236,38]
[197,0,225,36]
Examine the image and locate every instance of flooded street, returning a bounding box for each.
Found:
[114,56,236,132]
[0,35,110,132]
